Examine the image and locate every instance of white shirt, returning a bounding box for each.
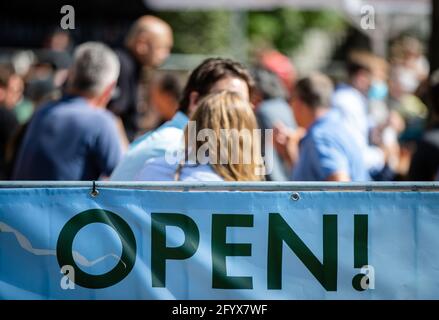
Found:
[110,112,188,181]
[332,84,385,173]
[135,157,223,182]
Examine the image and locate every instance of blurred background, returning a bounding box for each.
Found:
[0,0,434,71]
[1,0,439,181]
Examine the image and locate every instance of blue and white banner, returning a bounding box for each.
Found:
[1,187,439,299]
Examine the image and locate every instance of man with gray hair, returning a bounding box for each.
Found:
[12,42,124,180]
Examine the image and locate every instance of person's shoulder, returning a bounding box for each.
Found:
[309,112,350,146]
[140,114,186,146]
[256,99,295,128]
[310,112,337,135]
[332,85,363,102]
[114,48,136,72]
[114,48,130,62]
[181,164,223,182]
[60,103,117,134]
[88,109,119,133]
[135,156,177,181]
[257,98,291,115]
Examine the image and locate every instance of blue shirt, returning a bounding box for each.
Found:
[12,96,122,180]
[110,111,189,181]
[292,109,369,181]
[256,98,296,181]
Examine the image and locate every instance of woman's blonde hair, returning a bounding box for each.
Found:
[176,91,264,181]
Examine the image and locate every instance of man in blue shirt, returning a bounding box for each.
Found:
[275,73,369,182]
[12,42,123,180]
[110,58,255,181]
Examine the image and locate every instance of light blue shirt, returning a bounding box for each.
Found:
[135,157,223,181]
[332,84,384,173]
[292,109,370,182]
[110,112,188,180]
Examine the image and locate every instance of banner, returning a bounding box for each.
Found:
[1,187,439,299]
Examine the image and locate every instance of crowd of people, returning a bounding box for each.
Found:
[0,15,438,182]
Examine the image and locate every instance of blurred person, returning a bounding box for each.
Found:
[136,91,264,181]
[367,56,405,179]
[0,66,19,179]
[3,59,65,178]
[108,15,173,141]
[43,28,72,53]
[3,77,62,180]
[4,70,33,125]
[390,36,429,94]
[251,66,296,181]
[12,42,123,180]
[20,45,74,123]
[409,69,439,181]
[149,72,183,124]
[110,57,254,181]
[274,73,369,182]
[35,49,72,88]
[368,56,390,127]
[332,60,386,176]
[388,66,428,142]
[37,28,74,97]
[0,64,23,112]
[258,49,297,96]
[388,36,429,145]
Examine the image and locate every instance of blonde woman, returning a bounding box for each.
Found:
[135,91,265,181]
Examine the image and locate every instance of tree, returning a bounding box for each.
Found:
[157,11,231,55]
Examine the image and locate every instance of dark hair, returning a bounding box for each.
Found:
[251,66,286,100]
[0,64,14,88]
[156,73,182,102]
[179,58,254,114]
[295,73,334,110]
[346,61,371,78]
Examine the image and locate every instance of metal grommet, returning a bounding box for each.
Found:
[90,181,99,198]
[291,192,300,201]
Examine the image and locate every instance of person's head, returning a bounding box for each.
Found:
[125,15,173,67]
[250,66,287,107]
[182,91,264,181]
[44,28,71,52]
[290,72,334,129]
[179,58,255,116]
[347,60,372,95]
[0,64,23,109]
[150,72,183,121]
[401,36,423,60]
[67,42,120,107]
[258,49,296,95]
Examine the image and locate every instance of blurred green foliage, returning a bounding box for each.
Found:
[157,9,346,55]
[248,9,346,54]
[157,11,231,55]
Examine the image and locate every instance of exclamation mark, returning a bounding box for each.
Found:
[352,214,369,291]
